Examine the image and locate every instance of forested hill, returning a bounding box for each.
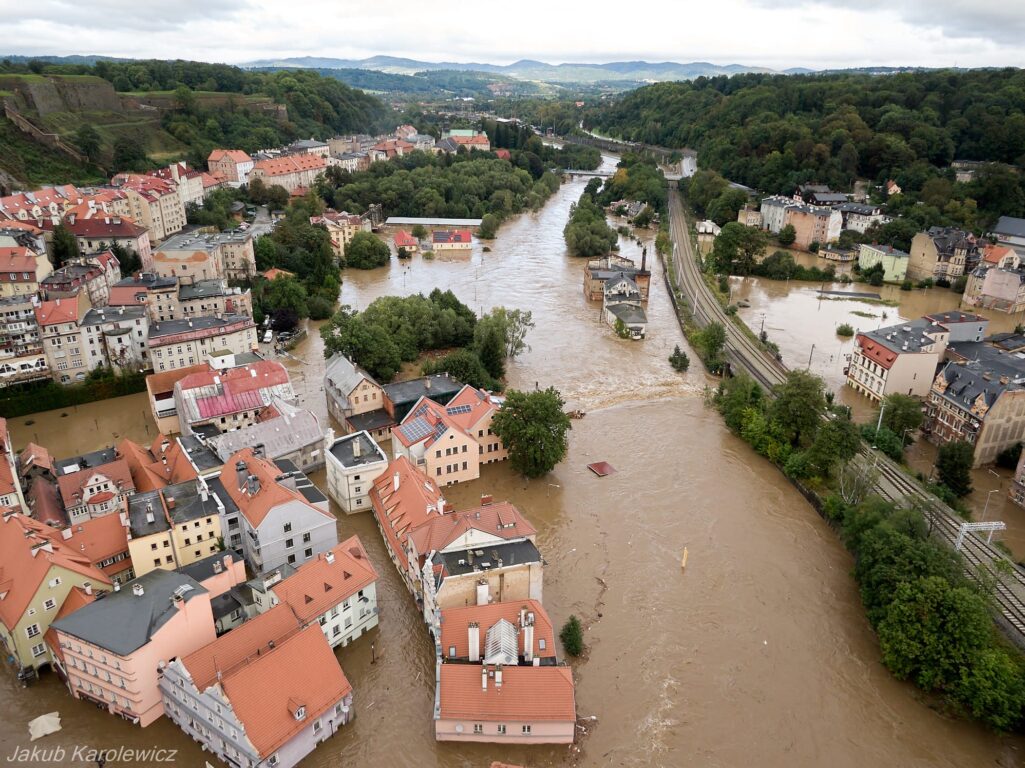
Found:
[587,69,1025,197]
[0,59,390,178]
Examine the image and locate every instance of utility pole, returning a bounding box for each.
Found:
[806,343,815,370]
[876,401,887,433]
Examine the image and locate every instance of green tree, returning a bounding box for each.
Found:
[714,374,763,431]
[769,370,826,446]
[473,316,506,380]
[345,231,390,269]
[491,387,572,478]
[478,213,499,239]
[74,124,102,163]
[106,240,140,276]
[51,223,79,267]
[669,344,690,372]
[633,205,655,228]
[954,648,1025,731]
[422,349,496,391]
[411,224,428,240]
[937,441,974,497]
[560,615,584,657]
[777,224,796,247]
[807,412,861,476]
[711,222,767,276]
[696,321,727,372]
[878,576,992,692]
[564,192,617,257]
[112,135,147,172]
[263,276,309,318]
[879,393,924,439]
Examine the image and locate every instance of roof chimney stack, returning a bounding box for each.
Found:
[132,583,145,597]
[468,621,480,662]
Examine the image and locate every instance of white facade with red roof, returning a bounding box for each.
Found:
[114,175,187,243]
[310,209,370,259]
[207,149,255,185]
[432,230,473,250]
[35,292,92,384]
[0,245,52,298]
[250,154,326,194]
[62,210,152,266]
[0,184,82,222]
[160,604,353,768]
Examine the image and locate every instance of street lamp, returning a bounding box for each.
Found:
[982,488,1000,521]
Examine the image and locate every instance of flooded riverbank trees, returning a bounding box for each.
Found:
[564,183,618,257]
[491,387,571,479]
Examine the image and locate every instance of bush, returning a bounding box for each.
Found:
[307,295,335,320]
[869,271,884,286]
[345,231,390,269]
[861,424,904,461]
[669,344,690,372]
[560,615,584,657]
[918,278,934,288]
[0,372,147,418]
[937,441,975,497]
[901,279,913,291]
[836,323,855,337]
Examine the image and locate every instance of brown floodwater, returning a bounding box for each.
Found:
[3,160,1023,766]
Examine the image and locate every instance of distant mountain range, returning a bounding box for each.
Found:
[241,56,779,83]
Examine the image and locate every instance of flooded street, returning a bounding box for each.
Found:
[3,159,1023,766]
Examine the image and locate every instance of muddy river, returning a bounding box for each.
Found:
[3,159,1022,766]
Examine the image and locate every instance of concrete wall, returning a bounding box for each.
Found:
[435,718,574,744]
[250,500,338,573]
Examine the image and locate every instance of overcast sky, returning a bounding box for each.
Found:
[4,0,1024,70]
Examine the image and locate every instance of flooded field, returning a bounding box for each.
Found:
[2,160,1023,766]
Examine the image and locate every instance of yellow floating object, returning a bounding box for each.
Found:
[681,547,689,570]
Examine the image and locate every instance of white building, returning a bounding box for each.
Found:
[324,429,388,515]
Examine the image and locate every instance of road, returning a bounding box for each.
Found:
[666,185,1025,647]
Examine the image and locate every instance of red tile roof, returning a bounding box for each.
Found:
[208,149,253,165]
[64,215,146,239]
[27,477,64,527]
[182,603,302,690]
[60,514,131,577]
[983,244,1016,265]
[855,334,897,370]
[55,459,134,509]
[0,514,110,630]
[0,247,40,281]
[178,361,291,420]
[369,457,443,571]
[118,436,198,492]
[440,600,555,660]
[219,449,331,528]
[34,298,81,327]
[408,501,535,557]
[432,230,472,245]
[261,267,294,281]
[252,154,326,178]
[273,536,378,623]
[393,231,417,248]
[438,664,575,722]
[220,623,351,758]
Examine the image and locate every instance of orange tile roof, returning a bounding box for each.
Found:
[0,514,111,630]
[261,267,294,281]
[118,436,198,492]
[438,664,575,722]
[273,536,378,623]
[182,602,302,691]
[443,385,501,431]
[0,453,16,499]
[369,457,443,571]
[855,334,897,371]
[59,514,131,576]
[409,501,535,557]
[55,458,134,509]
[145,363,210,397]
[34,297,81,327]
[0,246,38,275]
[252,154,326,178]
[208,149,253,165]
[983,244,1016,264]
[220,448,331,528]
[221,623,351,758]
[440,600,555,660]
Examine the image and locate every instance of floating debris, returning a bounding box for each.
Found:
[587,461,616,477]
[28,712,61,741]
[681,547,689,570]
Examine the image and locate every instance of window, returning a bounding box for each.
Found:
[538,638,546,651]
[522,725,532,735]
[43,598,56,611]
[184,538,191,546]
[25,624,40,639]
[462,445,467,453]
[283,523,292,533]
[313,720,322,733]
[287,554,296,565]
[165,555,173,564]
[473,723,483,734]
[31,643,46,658]
[303,532,311,543]
[48,577,61,588]
[285,538,294,549]
[154,559,161,567]
[462,461,467,471]
[332,625,340,637]
[163,540,170,548]
[269,757,279,767]
[497,724,507,735]
[448,646,456,658]
[304,547,313,559]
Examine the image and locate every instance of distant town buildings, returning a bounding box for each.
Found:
[858,243,910,283]
[249,154,327,194]
[907,227,979,283]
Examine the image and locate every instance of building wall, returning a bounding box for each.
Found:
[0,564,102,670]
[168,512,223,568]
[350,378,386,416]
[149,325,256,372]
[58,592,215,726]
[883,352,941,399]
[432,563,543,616]
[423,429,480,486]
[858,245,909,283]
[435,718,574,744]
[974,390,1025,467]
[128,530,177,577]
[247,500,338,574]
[152,250,219,284]
[325,453,387,514]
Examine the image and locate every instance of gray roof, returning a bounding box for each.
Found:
[81,306,147,327]
[994,216,1025,239]
[179,279,231,301]
[126,479,219,536]
[179,549,243,584]
[607,304,648,326]
[113,273,177,291]
[207,400,322,462]
[55,447,117,476]
[207,475,239,515]
[158,230,253,253]
[835,202,880,215]
[273,458,326,505]
[434,539,541,582]
[936,343,1025,411]
[52,570,207,655]
[324,353,377,397]
[811,193,849,204]
[382,374,463,406]
[328,431,387,469]
[210,590,244,621]
[346,408,396,432]
[40,263,101,285]
[149,313,253,340]
[925,226,977,257]
[863,318,944,355]
[178,435,223,474]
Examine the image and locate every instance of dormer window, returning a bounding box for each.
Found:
[294,705,306,721]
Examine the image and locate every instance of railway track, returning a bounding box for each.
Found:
[665,185,1025,644]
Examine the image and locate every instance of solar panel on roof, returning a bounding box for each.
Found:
[446,404,473,415]
[400,417,434,442]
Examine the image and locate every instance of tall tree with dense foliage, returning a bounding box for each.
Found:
[563,192,618,257]
[491,387,572,478]
[51,223,79,268]
[878,393,924,439]
[344,232,390,269]
[710,222,767,276]
[769,370,827,446]
[74,124,102,163]
[937,441,975,497]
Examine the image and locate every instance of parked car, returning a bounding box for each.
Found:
[262,330,273,343]
[276,330,294,342]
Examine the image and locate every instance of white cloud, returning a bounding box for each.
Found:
[2,0,1023,69]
